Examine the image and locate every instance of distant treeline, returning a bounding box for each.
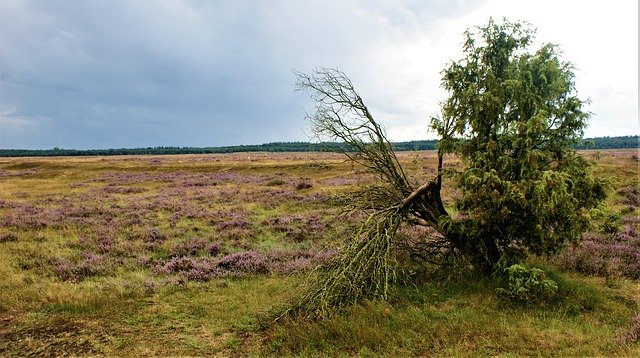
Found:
[0,136,637,157]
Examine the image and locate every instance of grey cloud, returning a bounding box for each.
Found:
[1,0,489,149]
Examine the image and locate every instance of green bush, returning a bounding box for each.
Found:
[601,212,621,235]
[495,264,558,304]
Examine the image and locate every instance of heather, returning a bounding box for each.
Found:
[0,150,638,356]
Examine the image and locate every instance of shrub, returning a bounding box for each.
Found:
[51,251,111,281]
[266,178,287,186]
[207,241,222,256]
[217,250,269,274]
[618,313,640,345]
[169,237,208,257]
[143,229,168,250]
[601,212,621,235]
[295,181,313,190]
[617,186,639,207]
[554,226,640,279]
[155,256,223,282]
[0,232,19,243]
[495,264,558,304]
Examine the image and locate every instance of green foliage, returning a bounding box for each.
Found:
[282,213,402,319]
[601,211,622,235]
[495,264,558,304]
[432,18,608,272]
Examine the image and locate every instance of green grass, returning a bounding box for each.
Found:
[266,272,639,357]
[0,150,638,356]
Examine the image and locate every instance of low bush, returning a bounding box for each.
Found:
[495,264,558,304]
[618,313,640,345]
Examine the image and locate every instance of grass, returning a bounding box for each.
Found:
[267,273,639,356]
[0,150,638,356]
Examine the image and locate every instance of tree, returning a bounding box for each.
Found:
[431,18,606,273]
[283,68,451,318]
[282,19,606,318]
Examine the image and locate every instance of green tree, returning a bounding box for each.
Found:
[432,18,606,273]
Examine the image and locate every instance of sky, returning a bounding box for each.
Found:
[1,0,637,150]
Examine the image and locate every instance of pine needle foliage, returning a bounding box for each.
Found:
[432,18,607,273]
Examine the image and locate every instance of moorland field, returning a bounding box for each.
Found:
[0,149,638,356]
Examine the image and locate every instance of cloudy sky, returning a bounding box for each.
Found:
[1,0,637,149]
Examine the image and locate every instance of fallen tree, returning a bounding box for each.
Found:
[280,19,607,319]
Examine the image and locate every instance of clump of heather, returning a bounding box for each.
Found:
[262,216,298,233]
[617,186,640,207]
[554,224,640,279]
[0,232,19,243]
[295,180,313,190]
[154,250,283,282]
[253,188,300,208]
[261,214,326,241]
[217,218,253,230]
[157,256,198,273]
[217,250,269,274]
[0,199,18,209]
[95,234,115,254]
[169,237,208,257]
[266,248,338,273]
[0,205,54,229]
[618,313,640,345]
[304,214,326,232]
[51,251,112,281]
[212,209,253,230]
[51,257,75,281]
[104,184,147,194]
[207,241,222,256]
[155,256,223,282]
[144,227,168,249]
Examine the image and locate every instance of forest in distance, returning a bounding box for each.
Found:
[0,135,637,157]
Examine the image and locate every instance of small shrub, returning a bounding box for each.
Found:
[103,185,147,194]
[554,226,640,279]
[169,237,208,257]
[217,219,252,230]
[159,256,198,273]
[495,264,558,304]
[266,178,286,186]
[207,241,222,256]
[155,256,223,281]
[617,186,640,207]
[95,234,115,254]
[51,257,75,281]
[217,250,269,274]
[266,248,339,273]
[0,232,19,243]
[295,181,313,190]
[601,212,621,235]
[144,228,167,244]
[618,313,640,345]
[51,251,111,281]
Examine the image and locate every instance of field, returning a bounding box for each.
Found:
[0,150,638,356]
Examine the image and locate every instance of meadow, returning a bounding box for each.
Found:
[0,150,638,356]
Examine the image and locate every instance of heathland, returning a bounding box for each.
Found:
[0,149,638,356]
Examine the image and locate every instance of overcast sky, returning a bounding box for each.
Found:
[1,0,637,149]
